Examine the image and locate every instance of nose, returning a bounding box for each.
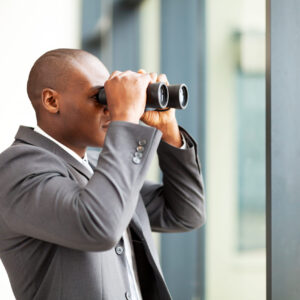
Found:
[103,105,110,116]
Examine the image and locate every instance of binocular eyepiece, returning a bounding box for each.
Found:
[97,83,188,110]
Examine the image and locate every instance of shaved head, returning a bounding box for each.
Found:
[26,48,111,154]
[27,48,108,113]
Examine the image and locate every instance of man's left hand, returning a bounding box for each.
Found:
[139,70,183,148]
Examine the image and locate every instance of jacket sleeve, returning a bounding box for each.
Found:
[141,127,206,232]
[0,122,162,251]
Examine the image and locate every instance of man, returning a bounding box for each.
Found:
[0,49,205,300]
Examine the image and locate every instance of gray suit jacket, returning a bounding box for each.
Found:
[0,121,205,300]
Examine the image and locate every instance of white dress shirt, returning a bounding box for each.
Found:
[34,126,94,174]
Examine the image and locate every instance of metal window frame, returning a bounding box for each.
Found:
[266,0,300,299]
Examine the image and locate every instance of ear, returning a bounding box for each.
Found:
[41,88,60,114]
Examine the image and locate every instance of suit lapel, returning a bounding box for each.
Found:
[14,126,93,180]
[130,212,143,234]
[129,200,148,246]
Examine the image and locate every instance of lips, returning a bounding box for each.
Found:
[102,122,111,129]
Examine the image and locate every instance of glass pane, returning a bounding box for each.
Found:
[205,0,266,299]
[237,72,265,251]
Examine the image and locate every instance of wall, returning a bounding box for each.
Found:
[0,1,81,298]
[0,0,81,151]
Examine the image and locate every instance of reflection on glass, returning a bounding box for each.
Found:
[206,0,266,299]
[237,71,265,251]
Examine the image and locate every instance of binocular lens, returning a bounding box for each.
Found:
[179,85,188,109]
[146,82,169,109]
[158,83,169,108]
[167,84,189,109]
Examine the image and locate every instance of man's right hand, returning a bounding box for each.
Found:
[104,70,151,124]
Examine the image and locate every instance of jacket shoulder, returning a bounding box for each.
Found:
[0,142,69,177]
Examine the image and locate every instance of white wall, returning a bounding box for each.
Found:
[0,0,81,298]
[0,0,81,151]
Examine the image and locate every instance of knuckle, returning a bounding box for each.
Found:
[123,70,134,77]
[122,75,130,82]
[111,70,120,76]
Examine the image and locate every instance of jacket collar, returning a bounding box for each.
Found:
[14,126,93,180]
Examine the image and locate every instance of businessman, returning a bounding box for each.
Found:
[0,49,205,300]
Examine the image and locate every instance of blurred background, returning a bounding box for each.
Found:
[0,0,265,299]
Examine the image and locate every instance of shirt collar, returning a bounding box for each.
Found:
[34,126,92,173]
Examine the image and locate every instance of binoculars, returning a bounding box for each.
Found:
[96,83,189,110]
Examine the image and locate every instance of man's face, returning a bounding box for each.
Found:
[57,55,110,148]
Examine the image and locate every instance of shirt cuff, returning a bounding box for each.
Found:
[180,132,187,149]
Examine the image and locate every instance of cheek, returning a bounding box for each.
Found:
[71,103,99,127]
[87,113,108,144]
[60,98,82,123]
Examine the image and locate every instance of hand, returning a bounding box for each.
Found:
[140,70,182,148]
[104,70,151,124]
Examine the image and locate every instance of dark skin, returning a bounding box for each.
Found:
[36,52,182,158]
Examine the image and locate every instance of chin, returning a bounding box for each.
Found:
[94,133,106,148]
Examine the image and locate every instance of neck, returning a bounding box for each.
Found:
[37,123,86,158]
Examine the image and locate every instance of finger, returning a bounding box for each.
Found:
[108,70,121,80]
[149,72,158,84]
[138,70,155,85]
[141,73,152,85]
[137,69,147,74]
[118,70,136,78]
[118,70,148,80]
[157,73,169,85]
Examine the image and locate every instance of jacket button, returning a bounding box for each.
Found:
[136,146,144,153]
[132,156,141,164]
[125,291,132,300]
[134,151,143,158]
[138,139,147,146]
[115,246,124,255]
